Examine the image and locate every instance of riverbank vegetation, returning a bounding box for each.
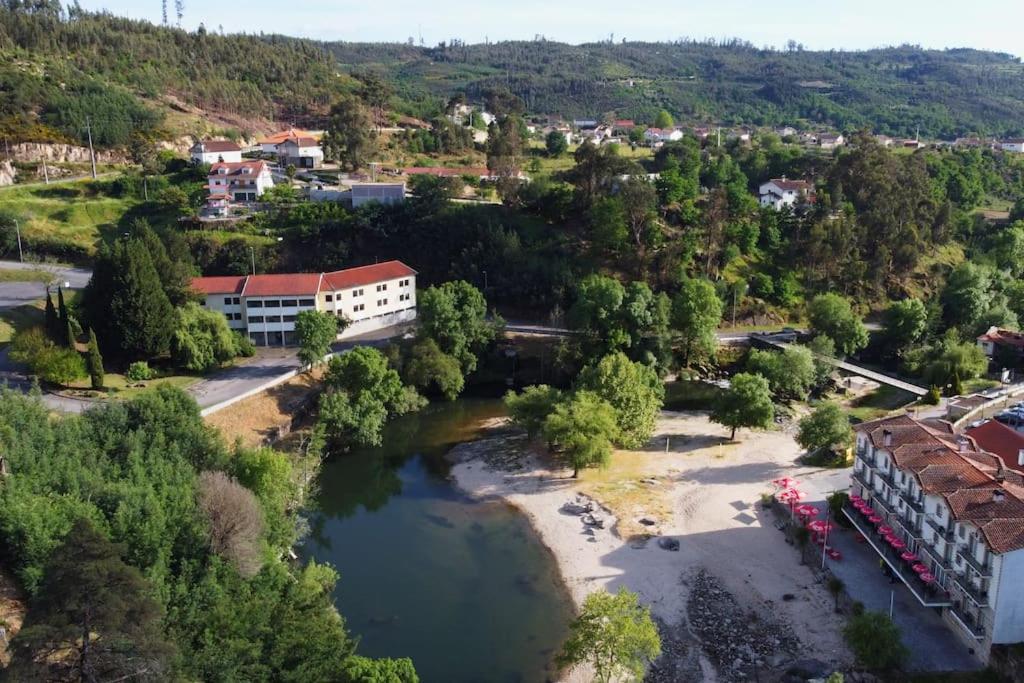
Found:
[0,385,418,681]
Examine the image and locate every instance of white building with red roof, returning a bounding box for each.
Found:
[849,413,1024,661]
[977,326,1024,365]
[758,178,813,209]
[207,160,274,205]
[277,135,324,169]
[191,261,417,346]
[190,139,243,165]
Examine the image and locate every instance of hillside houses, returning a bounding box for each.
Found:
[278,135,324,169]
[643,127,683,145]
[190,140,242,165]
[206,160,274,215]
[759,178,813,209]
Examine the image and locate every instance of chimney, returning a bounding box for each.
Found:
[958,438,968,453]
[882,429,893,447]
[993,489,1006,503]
[1018,449,1024,468]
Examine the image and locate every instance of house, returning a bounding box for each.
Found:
[581,124,617,144]
[257,129,320,155]
[278,135,324,169]
[977,327,1024,364]
[613,119,636,134]
[966,420,1024,474]
[849,414,1024,662]
[758,178,812,209]
[191,260,417,347]
[351,183,406,208]
[190,140,242,165]
[643,128,683,145]
[819,133,845,150]
[775,126,798,138]
[874,135,895,148]
[899,138,924,150]
[207,161,274,203]
[999,139,1024,153]
[573,119,598,129]
[692,127,711,140]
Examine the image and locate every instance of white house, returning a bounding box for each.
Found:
[999,139,1024,153]
[190,140,243,165]
[278,135,324,169]
[758,178,812,209]
[351,183,406,208]
[775,126,798,138]
[819,133,845,150]
[643,127,683,145]
[192,260,418,346]
[207,160,274,203]
[257,129,320,155]
[848,414,1024,663]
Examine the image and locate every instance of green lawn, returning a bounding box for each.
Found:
[845,385,917,423]
[664,379,725,411]
[62,372,199,400]
[0,303,45,344]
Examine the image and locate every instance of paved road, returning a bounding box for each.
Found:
[0,260,92,308]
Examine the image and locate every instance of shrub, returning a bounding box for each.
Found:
[127,361,153,382]
[235,332,256,357]
[196,471,264,578]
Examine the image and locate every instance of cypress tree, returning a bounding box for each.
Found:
[109,239,175,359]
[43,290,60,342]
[86,328,105,389]
[57,286,68,328]
[66,318,76,349]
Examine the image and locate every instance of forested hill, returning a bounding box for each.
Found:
[330,40,1024,138]
[4,3,1024,146]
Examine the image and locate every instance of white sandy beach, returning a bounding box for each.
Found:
[450,411,853,681]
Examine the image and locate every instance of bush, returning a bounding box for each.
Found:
[127,361,153,382]
[924,385,941,405]
[235,332,256,357]
[843,611,908,670]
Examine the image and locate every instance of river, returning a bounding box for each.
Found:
[298,398,573,683]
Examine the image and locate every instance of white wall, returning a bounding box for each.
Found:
[992,548,1024,642]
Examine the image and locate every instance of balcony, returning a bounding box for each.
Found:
[852,468,872,490]
[875,467,895,486]
[951,573,990,607]
[919,540,950,569]
[926,517,955,543]
[948,604,987,641]
[843,504,951,608]
[891,513,923,539]
[957,547,993,578]
[874,493,897,515]
[900,490,925,513]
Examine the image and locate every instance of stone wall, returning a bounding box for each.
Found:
[9,142,126,164]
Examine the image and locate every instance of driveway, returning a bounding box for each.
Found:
[0,260,92,308]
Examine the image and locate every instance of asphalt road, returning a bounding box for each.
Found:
[0,260,92,308]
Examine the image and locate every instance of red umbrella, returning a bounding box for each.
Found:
[913,563,929,574]
[888,537,906,550]
[868,514,883,523]
[850,494,863,503]
[794,504,819,518]
[900,551,918,562]
[878,525,893,535]
[807,519,833,534]
[773,477,800,489]
[920,572,936,583]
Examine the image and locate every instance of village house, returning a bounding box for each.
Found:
[999,139,1024,153]
[613,119,636,134]
[351,182,406,208]
[207,160,274,209]
[257,129,320,155]
[758,178,813,209]
[278,135,324,169]
[191,260,417,347]
[874,134,895,148]
[818,133,845,150]
[978,327,1024,366]
[775,126,798,138]
[580,124,617,144]
[643,127,683,145]
[190,140,243,165]
[849,414,1024,663]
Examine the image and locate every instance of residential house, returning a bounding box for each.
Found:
[573,119,598,129]
[613,119,637,134]
[775,126,798,138]
[818,133,845,150]
[278,135,324,169]
[190,140,243,165]
[955,137,995,150]
[581,124,617,144]
[848,414,1024,662]
[692,127,711,140]
[257,129,320,155]
[191,260,417,347]
[207,161,274,204]
[643,127,683,145]
[999,139,1024,153]
[758,178,812,209]
[899,138,925,150]
[978,327,1024,365]
[874,135,895,148]
[351,183,406,208]
[966,421,1024,473]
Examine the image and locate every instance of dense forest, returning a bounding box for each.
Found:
[4,4,1024,147]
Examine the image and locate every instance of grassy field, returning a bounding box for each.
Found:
[844,385,917,423]
[0,178,137,254]
[62,373,199,400]
[0,303,45,344]
[0,268,54,283]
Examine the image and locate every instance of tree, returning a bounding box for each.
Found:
[403,338,464,400]
[34,346,87,386]
[342,656,420,683]
[0,208,22,257]
[86,328,105,389]
[797,402,853,453]
[843,611,908,670]
[588,197,629,255]
[827,575,845,612]
[295,310,339,369]
[746,347,816,401]
[7,519,175,682]
[882,298,928,358]
[505,385,563,439]
[941,261,994,335]
[197,471,265,578]
[806,334,837,388]
[57,286,70,345]
[545,130,568,157]
[543,391,619,477]
[578,352,664,448]
[910,332,989,388]
[44,289,60,342]
[671,277,723,368]
[417,281,498,374]
[170,302,239,372]
[556,587,661,683]
[322,93,377,170]
[807,293,868,357]
[711,373,774,440]
[318,389,389,449]
[653,110,675,129]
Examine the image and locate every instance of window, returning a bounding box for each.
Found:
[224,313,233,320]
[232,297,240,305]
[267,315,282,323]
[353,304,365,313]
[325,294,333,302]
[224,297,233,305]
[399,278,411,287]
[352,288,364,297]
[265,300,281,308]
[282,299,298,307]
[283,315,297,323]
[248,301,263,308]
[377,298,388,307]
[248,316,264,324]
[199,300,206,306]
[299,298,315,307]
[376,283,387,292]
[399,293,411,302]
[233,313,242,321]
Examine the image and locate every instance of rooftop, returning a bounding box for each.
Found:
[978,326,1024,349]
[191,260,416,298]
[966,420,1024,473]
[194,140,242,153]
[209,160,269,177]
[257,128,321,145]
[764,178,812,191]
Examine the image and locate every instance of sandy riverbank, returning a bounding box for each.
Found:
[450,411,853,681]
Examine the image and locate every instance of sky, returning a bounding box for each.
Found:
[78,0,1024,57]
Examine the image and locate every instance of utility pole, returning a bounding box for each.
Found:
[42,159,49,184]
[13,219,23,262]
[249,246,256,275]
[85,116,97,179]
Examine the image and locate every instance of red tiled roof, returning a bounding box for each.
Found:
[194,140,242,153]
[191,276,246,295]
[209,161,269,177]
[281,136,319,148]
[322,261,417,291]
[978,326,1024,349]
[613,119,636,128]
[257,129,320,145]
[242,273,323,297]
[967,420,1024,473]
[765,178,812,192]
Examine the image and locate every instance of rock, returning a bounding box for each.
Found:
[657,537,680,551]
[782,593,796,601]
[786,659,832,679]
[638,517,657,526]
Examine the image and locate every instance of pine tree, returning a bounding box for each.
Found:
[43,289,60,342]
[57,285,68,328]
[87,328,105,389]
[66,318,76,349]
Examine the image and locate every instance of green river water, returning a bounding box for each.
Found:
[298,398,573,682]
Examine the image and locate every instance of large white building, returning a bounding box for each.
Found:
[643,127,683,145]
[999,139,1024,153]
[191,261,417,346]
[207,160,274,204]
[190,140,243,165]
[278,135,324,169]
[848,414,1024,662]
[759,178,813,209]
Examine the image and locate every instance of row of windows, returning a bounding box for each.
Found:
[399,293,411,302]
[224,312,242,321]
[223,297,241,305]
[377,298,388,306]
[353,303,365,312]
[398,279,411,287]
[376,283,388,292]
[248,315,298,324]
[248,299,315,309]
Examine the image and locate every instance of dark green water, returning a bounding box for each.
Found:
[298,398,573,683]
